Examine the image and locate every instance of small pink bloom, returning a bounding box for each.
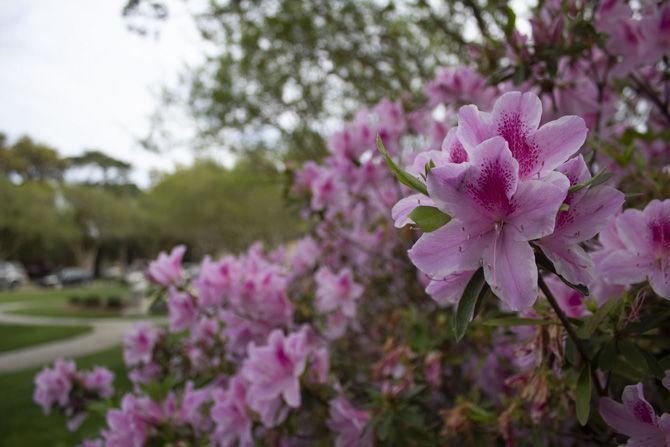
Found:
[211,376,254,447]
[168,287,197,332]
[146,245,186,287]
[327,396,373,447]
[315,267,364,319]
[123,323,158,366]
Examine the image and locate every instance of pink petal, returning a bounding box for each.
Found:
[622,384,658,426]
[555,185,624,242]
[491,91,543,132]
[508,174,569,241]
[617,209,652,255]
[483,232,538,310]
[408,220,493,279]
[649,261,670,299]
[442,127,469,163]
[538,240,594,286]
[425,270,476,307]
[456,104,493,153]
[391,194,434,228]
[532,115,587,175]
[599,250,651,285]
[283,379,301,408]
[427,162,488,225]
[599,397,658,438]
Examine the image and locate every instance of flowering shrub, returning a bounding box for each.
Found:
[34,1,670,445]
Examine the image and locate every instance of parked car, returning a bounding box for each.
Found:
[0,262,28,290]
[57,267,93,286]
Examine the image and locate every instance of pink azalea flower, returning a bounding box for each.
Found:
[409,136,569,309]
[598,199,670,299]
[33,358,75,414]
[599,383,670,446]
[211,376,254,447]
[315,267,363,318]
[327,396,373,447]
[179,382,211,433]
[193,255,236,309]
[542,276,588,318]
[241,329,310,426]
[123,323,159,367]
[168,287,197,332]
[424,352,443,387]
[456,91,587,180]
[537,155,624,286]
[81,366,115,398]
[146,245,186,287]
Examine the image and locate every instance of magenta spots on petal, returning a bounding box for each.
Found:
[448,140,468,164]
[649,218,670,253]
[632,401,655,425]
[466,160,515,217]
[497,112,539,178]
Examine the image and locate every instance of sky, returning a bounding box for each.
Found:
[0,0,210,187]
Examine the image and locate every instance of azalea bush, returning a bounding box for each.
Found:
[33,1,670,446]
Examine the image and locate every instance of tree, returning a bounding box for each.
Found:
[0,136,68,182]
[68,150,132,185]
[124,0,515,160]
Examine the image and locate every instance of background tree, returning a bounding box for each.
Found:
[68,150,132,186]
[0,136,68,182]
[124,0,516,160]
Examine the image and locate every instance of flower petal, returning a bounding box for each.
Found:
[391,194,434,228]
[491,91,543,131]
[538,240,594,286]
[426,162,484,223]
[555,185,625,242]
[483,232,538,310]
[532,115,587,174]
[508,173,569,241]
[425,270,476,307]
[649,260,670,299]
[599,250,651,285]
[622,384,658,426]
[616,209,652,255]
[456,104,493,153]
[599,397,657,438]
[408,220,492,279]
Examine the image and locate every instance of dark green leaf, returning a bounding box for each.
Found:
[619,341,648,373]
[640,349,665,379]
[576,364,592,426]
[566,337,578,365]
[597,339,618,372]
[408,206,450,232]
[453,268,486,341]
[580,297,619,338]
[376,135,428,196]
[482,317,554,327]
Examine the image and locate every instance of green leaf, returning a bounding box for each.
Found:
[619,341,649,373]
[376,135,428,196]
[580,297,619,338]
[576,364,592,426]
[640,349,665,379]
[597,339,618,372]
[568,169,613,193]
[453,268,486,342]
[408,206,450,232]
[482,317,554,327]
[559,203,570,212]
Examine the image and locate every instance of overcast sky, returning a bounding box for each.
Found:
[0,0,208,186]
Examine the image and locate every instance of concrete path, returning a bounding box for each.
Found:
[0,302,164,373]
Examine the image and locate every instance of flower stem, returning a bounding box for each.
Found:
[538,275,606,396]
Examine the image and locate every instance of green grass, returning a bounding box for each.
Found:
[0,282,136,319]
[0,346,130,447]
[0,324,91,353]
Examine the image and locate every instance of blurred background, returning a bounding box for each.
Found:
[0,1,530,443]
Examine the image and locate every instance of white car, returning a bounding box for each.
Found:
[0,262,28,290]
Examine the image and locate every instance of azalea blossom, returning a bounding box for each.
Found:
[123,323,159,366]
[211,376,253,447]
[409,136,569,309]
[598,199,670,299]
[315,266,364,318]
[327,396,374,447]
[599,383,670,446]
[537,155,624,286]
[146,245,186,287]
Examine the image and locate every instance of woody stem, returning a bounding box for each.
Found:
[538,275,606,396]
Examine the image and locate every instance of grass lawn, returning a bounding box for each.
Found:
[0,323,91,353]
[0,346,131,447]
[0,282,137,319]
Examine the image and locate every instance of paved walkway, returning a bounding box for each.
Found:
[0,302,164,373]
